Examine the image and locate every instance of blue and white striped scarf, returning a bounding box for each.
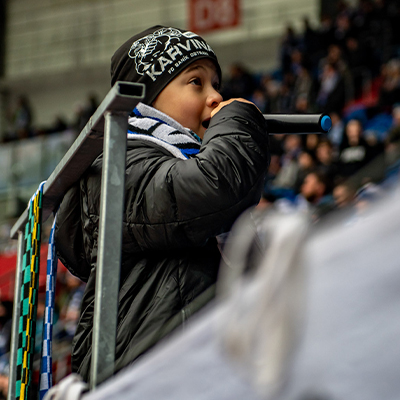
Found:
[127,103,201,159]
[39,215,58,400]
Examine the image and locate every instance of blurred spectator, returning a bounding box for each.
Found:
[290,48,304,76]
[316,14,335,56]
[363,129,385,160]
[390,104,400,129]
[221,63,256,100]
[45,115,69,135]
[5,95,34,141]
[14,95,34,139]
[316,62,346,114]
[279,25,299,74]
[294,149,317,193]
[55,271,85,341]
[333,180,357,209]
[299,17,324,68]
[378,58,400,111]
[360,0,391,68]
[353,181,385,215]
[72,93,99,133]
[352,0,378,46]
[344,36,370,99]
[261,74,281,113]
[338,119,373,177]
[256,190,277,211]
[304,133,320,155]
[298,169,335,220]
[294,93,312,114]
[333,12,354,49]
[275,168,336,222]
[315,139,340,182]
[264,153,281,184]
[275,72,296,113]
[383,125,400,186]
[0,369,8,400]
[292,64,315,112]
[271,134,302,194]
[387,0,400,58]
[327,111,345,149]
[249,87,269,113]
[320,44,354,102]
[379,105,400,176]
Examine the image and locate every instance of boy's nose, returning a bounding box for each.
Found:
[207,89,223,108]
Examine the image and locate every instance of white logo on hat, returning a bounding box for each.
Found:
[128,27,215,82]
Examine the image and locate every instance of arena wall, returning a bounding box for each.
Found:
[0,0,319,129]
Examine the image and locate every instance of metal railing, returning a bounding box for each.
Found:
[8,81,145,398]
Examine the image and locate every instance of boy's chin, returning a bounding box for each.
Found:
[197,127,206,140]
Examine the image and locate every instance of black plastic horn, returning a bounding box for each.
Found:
[263,113,332,134]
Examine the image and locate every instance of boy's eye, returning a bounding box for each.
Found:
[190,78,202,86]
[213,82,221,92]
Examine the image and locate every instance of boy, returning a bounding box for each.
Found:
[55,25,270,382]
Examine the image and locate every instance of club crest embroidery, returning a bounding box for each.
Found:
[128,27,216,81]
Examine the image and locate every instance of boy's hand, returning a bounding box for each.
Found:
[211,98,260,118]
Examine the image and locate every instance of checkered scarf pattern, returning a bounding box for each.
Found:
[39,215,58,400]
[16,182,45,400]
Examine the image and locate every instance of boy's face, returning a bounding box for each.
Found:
[152,59,222,139]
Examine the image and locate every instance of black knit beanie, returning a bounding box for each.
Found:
[111,25,222,105]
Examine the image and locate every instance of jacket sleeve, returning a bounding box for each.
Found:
[125,100,270,250]
[54,182,92,282]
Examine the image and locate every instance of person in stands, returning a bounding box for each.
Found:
[55,25,271,383]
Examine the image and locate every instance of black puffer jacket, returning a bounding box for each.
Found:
[55,101,270,382]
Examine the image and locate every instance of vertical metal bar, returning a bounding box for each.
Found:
[90,111,127,388]
[8,231,25,400]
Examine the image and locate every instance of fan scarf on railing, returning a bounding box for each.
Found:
[39,215,58,400]
[15,181,58,400]
[16,182,45,400]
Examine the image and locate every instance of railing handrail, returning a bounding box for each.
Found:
[10,81,145,239]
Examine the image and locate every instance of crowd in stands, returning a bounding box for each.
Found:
[222,0,400,222]
[1,93,99,143]
[1,0,400,397]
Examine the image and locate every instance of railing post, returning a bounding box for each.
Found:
[7,81,144,396]
[7,231,25,400]
[90,111,128,388]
